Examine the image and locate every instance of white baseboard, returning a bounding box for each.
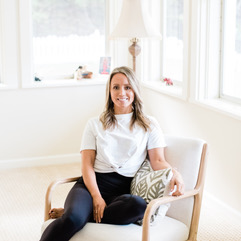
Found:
[204,191,241,219]
[0,153,81,170]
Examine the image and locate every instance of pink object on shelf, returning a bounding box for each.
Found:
[163,78,173,85]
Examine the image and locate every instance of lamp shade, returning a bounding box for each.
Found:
[110,0,161,39]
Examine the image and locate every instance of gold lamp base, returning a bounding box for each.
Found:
[128,38,141,72]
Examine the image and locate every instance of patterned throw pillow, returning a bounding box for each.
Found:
[131,160,173,225]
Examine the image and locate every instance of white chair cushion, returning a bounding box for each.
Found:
[42,217,189,241]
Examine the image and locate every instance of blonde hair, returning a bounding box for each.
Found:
[100,66,150,131]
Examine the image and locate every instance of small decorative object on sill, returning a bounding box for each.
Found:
[81,66,93,79]
[163,77,173,86]
[74,66,83,80]
[34,76,41,81]
[82,71,93,79]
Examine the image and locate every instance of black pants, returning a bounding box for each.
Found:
[40,172,147,241]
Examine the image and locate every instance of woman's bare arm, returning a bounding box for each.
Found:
[81,150,106,223]
[148,147,185,196]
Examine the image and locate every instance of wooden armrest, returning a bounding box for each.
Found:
[149,189,199,208]
[44,176,81,221]
[141,189,200,241]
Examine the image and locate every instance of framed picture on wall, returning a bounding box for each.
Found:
[99,57,111,74]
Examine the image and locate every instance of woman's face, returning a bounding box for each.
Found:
[110,73,135,114]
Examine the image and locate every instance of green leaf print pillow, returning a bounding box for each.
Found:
[131,160,173,225]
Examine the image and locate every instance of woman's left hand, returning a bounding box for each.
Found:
[170,169,185,196]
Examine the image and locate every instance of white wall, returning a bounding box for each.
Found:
[141,87,241,213]
[1,82,241,213]
[0,84,106,168]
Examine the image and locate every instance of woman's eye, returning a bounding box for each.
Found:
[125,86,131,90]
[113,86,118,90]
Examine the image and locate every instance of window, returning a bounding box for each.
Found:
[19,0,122,87]
[0,42,2,84]
[141,0,189,99]
[0,0,121,89]
[32,0,106,81]
[163,0,184,82]
[189,0,241,119]
[221,0,241,102]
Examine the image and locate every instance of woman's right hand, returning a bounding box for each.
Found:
[92,195,106,223]
[81,150,106,223]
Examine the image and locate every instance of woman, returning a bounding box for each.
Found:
[40,66,184,241]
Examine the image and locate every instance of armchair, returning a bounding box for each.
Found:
[41,135,208,241]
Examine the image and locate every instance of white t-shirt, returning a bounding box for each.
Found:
[80,112,166,177]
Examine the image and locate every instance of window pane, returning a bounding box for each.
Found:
[222,0,241,99]
[0,49,1,83]
[163,0,183,82]
[32,0,105,80]
[0,34,1,84]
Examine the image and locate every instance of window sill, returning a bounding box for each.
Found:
[0,83,18,90]
[22,74,109,89]
[141,81,186,100]
[190,98,241,121]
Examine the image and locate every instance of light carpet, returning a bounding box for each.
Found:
[0,162,240,241]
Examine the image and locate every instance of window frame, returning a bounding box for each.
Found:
[0,0,19,90]
[189,0,222,102]
[219,0,241,104]
[190,0,241,120]
[0,0,125,90]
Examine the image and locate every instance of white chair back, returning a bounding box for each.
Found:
[164,135,206,228]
